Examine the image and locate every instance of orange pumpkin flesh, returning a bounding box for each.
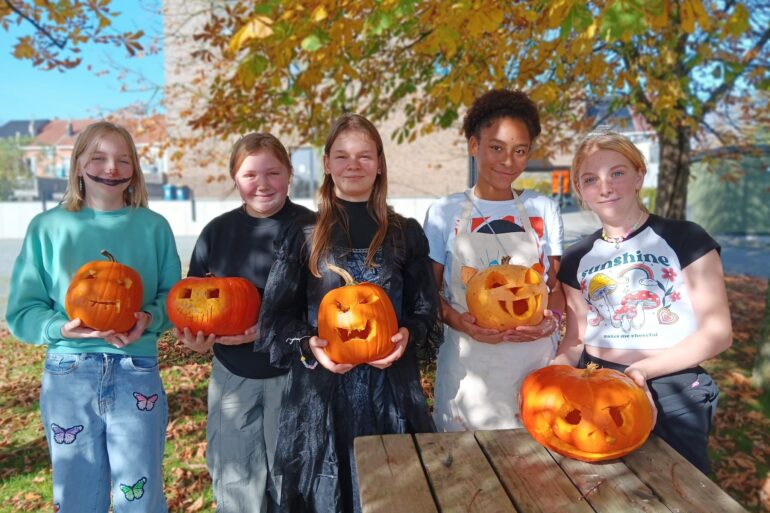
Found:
[520,364,654,462]
[65,250,144,332]
[318,265,398,365]
[464,258,548,329]
[166,275,261,336]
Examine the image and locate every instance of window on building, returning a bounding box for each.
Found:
[290,146,319,199]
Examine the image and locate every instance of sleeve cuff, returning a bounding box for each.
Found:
[45,315,69,343]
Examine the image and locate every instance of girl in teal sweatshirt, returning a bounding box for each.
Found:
[6,121,181,513]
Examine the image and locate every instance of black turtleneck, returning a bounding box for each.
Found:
[337,198,379,249]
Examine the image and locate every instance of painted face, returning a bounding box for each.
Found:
[576,149,644,222]
[324,130,380,202]
[79,132,134,209]
[470,117,531,200]
[234,151,290,218]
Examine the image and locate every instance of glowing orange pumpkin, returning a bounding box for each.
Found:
[463,257,548,329]
[318,265,398,365]
[520,364,654,462]
[65,250,144,332]
[166,275,261,336]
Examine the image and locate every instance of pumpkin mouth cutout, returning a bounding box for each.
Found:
[88,299,121,312]
[498,297,530,317]
[337,320,373,342]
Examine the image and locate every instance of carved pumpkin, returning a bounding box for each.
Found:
[65,250,144,332]
[520,364,654,462]
[166,275,261,336]
[463,257,548,329]
[318,265,398,365]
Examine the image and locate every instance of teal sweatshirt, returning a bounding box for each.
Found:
[6,205,181,356]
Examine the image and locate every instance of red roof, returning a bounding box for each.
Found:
[32,115,165,147]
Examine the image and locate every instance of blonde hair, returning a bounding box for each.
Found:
[229,132,293,181]
[308,113,398,277]
[571,129,647,208]
[62,121,148,211]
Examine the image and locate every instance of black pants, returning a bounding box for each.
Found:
[578,350,719,475]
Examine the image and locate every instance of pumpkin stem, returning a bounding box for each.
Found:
[327,264,357,286]
[100,250,116,263]
[583,362,601,376]
[501,255,511,265]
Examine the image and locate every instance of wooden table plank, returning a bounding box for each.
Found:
[552,452,673,513]
[475,429,594,513]
[416,432,518,513]
[354,434,438,513]
[623,435,748,513]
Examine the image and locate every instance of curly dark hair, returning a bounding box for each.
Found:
[462,89,541,142]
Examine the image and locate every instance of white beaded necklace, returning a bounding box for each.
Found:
[601,210,645,249]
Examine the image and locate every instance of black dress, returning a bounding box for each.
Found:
[257,203,439,513]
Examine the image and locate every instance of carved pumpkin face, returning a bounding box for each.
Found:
[463,259,548,329]
[520,364,654,462]
[166,276,261,336]
[65,250,144,332]
[318,265,398,365]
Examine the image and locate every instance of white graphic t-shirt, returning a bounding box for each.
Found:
[423,189,563,290]
[557,215,720,350]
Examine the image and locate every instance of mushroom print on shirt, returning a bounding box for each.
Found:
[560,215,720,350]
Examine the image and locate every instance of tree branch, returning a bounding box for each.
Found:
[4,0,67,49]
[702,24,770,117]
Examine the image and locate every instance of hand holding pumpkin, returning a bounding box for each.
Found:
[174,327,217,354]
[624,365,658,427]
[368,327,409,369]
[214,323,259,346]
[456,311,514,344]
[106,311,152,348]
[309,336,355,374]
[60,317,118,340]
[506,309,560,342]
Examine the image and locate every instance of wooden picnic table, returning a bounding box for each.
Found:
[354,429,747,513]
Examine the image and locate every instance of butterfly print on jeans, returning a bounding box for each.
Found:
[120,476,147,501]
[133,392,158,411]
[51,423,84,444]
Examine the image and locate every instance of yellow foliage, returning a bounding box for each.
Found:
[228,15,274,55]
[312,5,329,22]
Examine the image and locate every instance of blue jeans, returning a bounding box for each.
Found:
[207,357,288,513]
[40,352,169,513]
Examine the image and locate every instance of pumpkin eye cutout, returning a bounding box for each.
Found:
[86,270,97,279]
[178,288,192,299]
[206,288,220,299]
[359,294,379,305]
[121,278,134,289]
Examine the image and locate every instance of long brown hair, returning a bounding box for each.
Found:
[308,113,396,277]
[62,121,148,211]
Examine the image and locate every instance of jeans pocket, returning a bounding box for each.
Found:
[43,354,79,375]
[126,355,159,371]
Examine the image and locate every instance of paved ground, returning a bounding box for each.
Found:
[2,213,768,327]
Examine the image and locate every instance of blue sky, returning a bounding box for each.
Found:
[0,1,164,125]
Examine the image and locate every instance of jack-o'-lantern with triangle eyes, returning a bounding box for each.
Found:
[520,364,654,462]
[318,265,399,365]
[463,257,548,329]
[166,275,261,336]
[65,250,144,332]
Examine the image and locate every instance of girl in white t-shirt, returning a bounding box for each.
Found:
[423,89,565,431]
